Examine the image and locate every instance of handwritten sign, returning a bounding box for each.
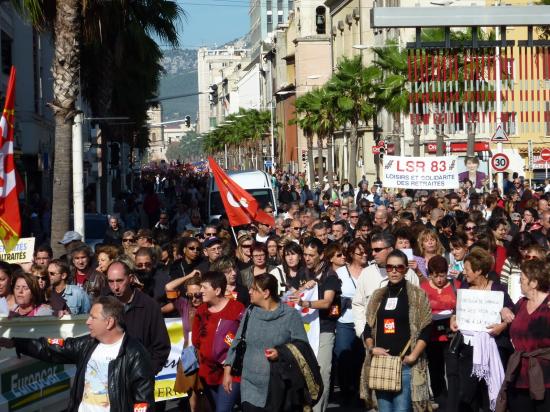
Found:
[382,156,459,189]
[456,289,504,332]
[0,237,35,264]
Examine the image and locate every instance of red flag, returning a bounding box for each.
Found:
[208,157,275,228]
[0,66,21,253]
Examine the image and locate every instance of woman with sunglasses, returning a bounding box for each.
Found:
[170,237,203,282]
[334,239,369,402]
[460,220,479,247]
[324,243,347,273]
[362,249,433,412]
[235,234,254,272]
[170,276,208,412]
[121,230,137,259]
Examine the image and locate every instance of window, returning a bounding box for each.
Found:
[278,14,283,24]
[267,0,272,10]
[1,31,13,75]
[289,0,294,10]
[315,6,326,35]
[267,13,272,24]
[277,0,283,9]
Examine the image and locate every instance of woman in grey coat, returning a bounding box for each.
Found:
[223,273,308,411]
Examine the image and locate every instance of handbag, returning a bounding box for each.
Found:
[368,328,412,392]
[180,345,199,375]
[230,307,252,377]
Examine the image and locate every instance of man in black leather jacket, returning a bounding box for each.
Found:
[0,296,155,412]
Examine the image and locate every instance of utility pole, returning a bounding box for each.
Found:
[72,113,85,239]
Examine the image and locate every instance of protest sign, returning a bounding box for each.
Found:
[508,274,523,304]
[0,237,35,264]
[456,289,504,332]
[382,156,459,189]
[283,286,320,355]
[154,318,186,401]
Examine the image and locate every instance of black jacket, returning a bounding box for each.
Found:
[124,289,171,374]
[266,340,323,412]
[14,334,155,412]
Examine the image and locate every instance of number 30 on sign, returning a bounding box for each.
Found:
[491,153,509,172]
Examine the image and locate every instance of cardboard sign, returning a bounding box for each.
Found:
[456,289,504,332]
[0,237,35,264]
[382,156,459,189]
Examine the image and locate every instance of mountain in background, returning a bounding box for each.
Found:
[158,33,250,121]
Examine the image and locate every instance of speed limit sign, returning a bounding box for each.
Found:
[491,153,509,172]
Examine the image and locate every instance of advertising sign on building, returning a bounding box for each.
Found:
[382,156,459,189]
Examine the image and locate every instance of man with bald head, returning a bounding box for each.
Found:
[373,208,391,232]
[107,258,170,376]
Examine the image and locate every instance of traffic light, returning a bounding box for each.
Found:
[301,150,307,162]
[209,84,218,105]
[185,115,191,128]
[110,143,120,167]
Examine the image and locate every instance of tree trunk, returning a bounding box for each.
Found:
[307,134,315,185]
[467,122,476,157]
[436,130,444,156]
[348,123,359,186]
[392,116,401,156]
[50,0,82,258]
[317,136,324,184]
[413,128,421,157]
[326,134,334,187]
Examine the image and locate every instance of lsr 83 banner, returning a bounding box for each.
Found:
[382,156,460,189]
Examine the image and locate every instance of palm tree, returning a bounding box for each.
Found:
[292,93,317,184]
[330,56,381,186]
[372,42,409,156]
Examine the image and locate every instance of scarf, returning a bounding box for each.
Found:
[360,281,433,412]
[463,330,504,411]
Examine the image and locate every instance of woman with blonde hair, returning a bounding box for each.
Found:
[235,234,254,271]
[121,230,138,259]
[416,230,445,281]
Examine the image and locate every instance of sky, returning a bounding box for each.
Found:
[170,0,251,49]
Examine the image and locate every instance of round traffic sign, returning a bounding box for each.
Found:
[491,153,509,172]
[541,148,550,162]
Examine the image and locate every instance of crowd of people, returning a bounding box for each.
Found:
[0,166,550,412]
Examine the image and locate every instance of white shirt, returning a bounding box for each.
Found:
[335,266,358,324]
[79,335,124,412]
[0,297,8,316]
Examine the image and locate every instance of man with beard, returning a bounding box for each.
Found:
[134,247,171,312]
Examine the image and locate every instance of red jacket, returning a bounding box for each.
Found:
[192,299,245,385]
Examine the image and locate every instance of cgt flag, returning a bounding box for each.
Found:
[207,157,275,228]
[0,66,21,253]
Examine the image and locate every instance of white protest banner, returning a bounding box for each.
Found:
[456,289,504,332]
[155,318,186,401]
[283,286,320,356]
[382,156,459,189]
[0,237,35,264]
[508,274,523,304]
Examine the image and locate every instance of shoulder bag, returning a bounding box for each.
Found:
[368,311,412,392]
[230,306,253,377]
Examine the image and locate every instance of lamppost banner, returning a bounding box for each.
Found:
[382,155,459,189]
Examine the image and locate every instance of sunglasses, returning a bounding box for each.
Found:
[372,247,389,253]
[524,255,540,261]
[35,275,48,281]
[186,293,203,299]
[187,246,199,251]
[293,227,301,230]
[465,226,476,231]
[386,264,407,273]
[205,232,217,237]
[123,238,135,243]
[241,244,253,249]
[354,251,367,256]
[48,271,61,276]
[350,215,359,218]
[334,253,344,258]
[341,212,349,215]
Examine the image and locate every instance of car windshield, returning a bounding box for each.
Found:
[210,189,273,216]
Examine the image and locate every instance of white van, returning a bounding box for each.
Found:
[208,170,277,223]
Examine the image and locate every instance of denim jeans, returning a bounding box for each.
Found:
[376,364,412,412]
[334,322,365,394]
[205,383,240,412]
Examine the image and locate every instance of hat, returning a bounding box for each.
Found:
[203,237,222,248]
[333,199,341,207]
[59,231,82,245]
[510,212,521,221]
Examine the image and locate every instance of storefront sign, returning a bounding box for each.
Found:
[382,156,459,189]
